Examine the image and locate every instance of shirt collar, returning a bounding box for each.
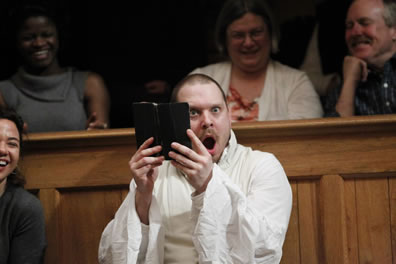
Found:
[217,129,237,170]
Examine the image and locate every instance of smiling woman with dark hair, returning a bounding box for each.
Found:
[0,4,110,133]
[0,107,47,264]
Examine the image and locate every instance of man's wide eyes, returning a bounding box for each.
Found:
[190,109,198,116]
[212,107,220,113]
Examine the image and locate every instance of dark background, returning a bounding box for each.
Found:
[0,0,348,128]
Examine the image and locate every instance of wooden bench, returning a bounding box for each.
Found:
[22,115,396,263]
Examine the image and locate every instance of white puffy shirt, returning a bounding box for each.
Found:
[99,131,292,263]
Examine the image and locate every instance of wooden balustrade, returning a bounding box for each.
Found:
[21,115,396,264]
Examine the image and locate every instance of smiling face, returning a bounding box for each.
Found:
[226,12,271,73]
[17,15,59,75]
[176,81,231,163]
[0,119,21,196]
[345,0,396,68]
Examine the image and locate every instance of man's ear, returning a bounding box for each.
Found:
[391,26,396,43]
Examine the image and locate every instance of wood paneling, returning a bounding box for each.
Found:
[320,175,348,264]
[297,180,321,263]
[21,115,396,264]
[281,182,300,263]
[355,178,392,263]
[344,180,359,264]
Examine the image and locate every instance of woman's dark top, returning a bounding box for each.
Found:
[0,183,47,264]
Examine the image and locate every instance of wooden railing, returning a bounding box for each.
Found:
[22,115,396,264]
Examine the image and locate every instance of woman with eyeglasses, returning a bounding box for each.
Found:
[191,0,323,121]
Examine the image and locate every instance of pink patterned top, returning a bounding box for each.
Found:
[226,86,259,122]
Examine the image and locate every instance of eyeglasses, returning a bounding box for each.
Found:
[228,27,266,42]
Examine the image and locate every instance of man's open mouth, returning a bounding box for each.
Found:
[202,137,216,151]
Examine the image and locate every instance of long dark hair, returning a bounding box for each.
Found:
[0,107,26,186]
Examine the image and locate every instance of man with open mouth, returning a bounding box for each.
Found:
[99,74,292,264]
[324,0,396,117]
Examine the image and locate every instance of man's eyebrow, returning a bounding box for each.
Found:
[357,17,373,22]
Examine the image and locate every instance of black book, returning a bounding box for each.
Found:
[133,102,192,160]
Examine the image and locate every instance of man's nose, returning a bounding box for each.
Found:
[201,111,213,128]
[348,23,363,35]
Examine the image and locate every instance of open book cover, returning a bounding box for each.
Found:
[133,102,192,160]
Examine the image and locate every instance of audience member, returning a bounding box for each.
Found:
[0,107,47,263]
[99,74,292,263]
[191,0,323,122]
[276,0,349,97]
[0,4,110,132]
[324,0,396,117]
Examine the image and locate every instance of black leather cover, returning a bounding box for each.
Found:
[133,102,191,160]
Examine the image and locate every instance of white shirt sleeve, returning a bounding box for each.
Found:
[98,181,164,264]
[191,156,292,263]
